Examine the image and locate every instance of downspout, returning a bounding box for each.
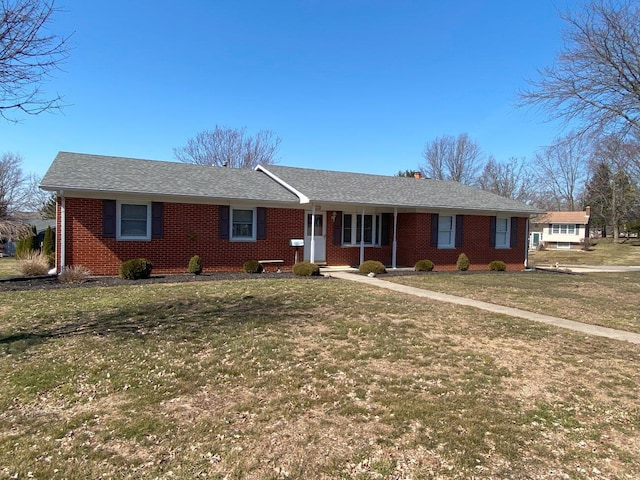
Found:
[60,193,66,273]
[524,217,530,269]
[310,205,316,264]
[359,208,365,266]
[392,208,398,269]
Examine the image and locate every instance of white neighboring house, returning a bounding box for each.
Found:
[529,207,591,250]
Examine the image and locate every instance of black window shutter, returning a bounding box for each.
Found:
[103,200,116,238]
[510,217,518,247]
[151,202,163,239]
[430,213,439,247]
[332,211,342,245]
[219,205,230,239]
[489,216,497,247]
[257,207,267,240]
[381,213,391,246]
[455,215,464,248]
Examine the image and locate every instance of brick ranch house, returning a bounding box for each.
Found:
[40,152,542,275]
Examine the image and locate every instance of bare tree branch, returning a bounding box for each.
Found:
[0,0,71,120]
[521,0,640,139]
[173,126,282,168]
[477,156,535,202]
[420,133,483,185]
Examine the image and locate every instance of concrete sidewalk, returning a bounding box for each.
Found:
[535,264,640,273]
[327,271,640,345]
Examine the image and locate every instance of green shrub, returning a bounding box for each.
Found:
[15,226,38,259]
[414,259,434,272]
[456,253,470,271]
[292,261,320,276]
[17,250,50,276]
[119,258,153,280]
[359,260,386,274]
[188,255,203,275]
[42,226,55,267]
[243,260,263,274]
[488,260,507,271]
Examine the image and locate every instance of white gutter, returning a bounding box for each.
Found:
[524,217,530,269]
[359,208,365,266]
[255,165,310,204]
[392,208,398,269]
[60,193,66,272]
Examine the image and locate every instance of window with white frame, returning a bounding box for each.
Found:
[495,217,510,248]
[342,213,381,245]
[117,202,151,240]
[551,224,576,235]
[231,208,256,240]
[438,215,455,248]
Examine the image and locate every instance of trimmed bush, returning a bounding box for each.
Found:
[292,261,320,276]
[243,260,263,274]
[414,259,434,272]
[119,258,153,280]
[59,265,91,283]
[488,260,507,271]
[17,250,50,276]
[456,253,470,271]
[188,255,203,275]
[359,260,386,275]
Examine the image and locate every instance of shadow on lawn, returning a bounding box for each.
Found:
[1,294,299,354]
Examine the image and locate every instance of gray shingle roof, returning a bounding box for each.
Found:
[41,152,541,214]
[260,165,541,214]
[40,152,300,204]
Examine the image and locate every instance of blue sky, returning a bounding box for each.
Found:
[3,0,580,178]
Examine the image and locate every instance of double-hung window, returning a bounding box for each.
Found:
[438,215,455,249]
[117,202,151,240]
[231,208,256,241]
[342,213,381,245]
[495,217,510,248]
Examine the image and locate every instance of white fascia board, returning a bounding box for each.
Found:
[255,165,310,204]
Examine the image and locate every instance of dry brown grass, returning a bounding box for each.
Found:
[1,279,639,479]
[529,237,640,266]
[387,271,640,333]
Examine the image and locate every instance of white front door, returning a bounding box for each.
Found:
[304,212,326,262]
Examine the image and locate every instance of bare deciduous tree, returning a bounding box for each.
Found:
[477,156,534,202]
[0,0,71,120]
[583,135,640,239]
[534,133,589,211]
[173,126,282,169]
[420,133,483,185]
[521,0,640,139]
[0,151,40,239]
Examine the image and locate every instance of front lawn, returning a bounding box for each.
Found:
[0,256,18,278]
[387,270,640,334]
[1,278,639,479]
[529,237,640,266]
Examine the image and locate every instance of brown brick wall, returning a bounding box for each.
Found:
[59,197,304,275]
[57,198,528,274]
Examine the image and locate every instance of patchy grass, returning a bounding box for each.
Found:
[388,271,640,334]
[0,256,19,278]
[529,237,640,266]
[1,278,639,479]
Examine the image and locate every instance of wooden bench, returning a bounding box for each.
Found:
[258,259,284,272]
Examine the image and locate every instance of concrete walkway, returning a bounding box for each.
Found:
[535,264,640,273]
[327,271,640,345]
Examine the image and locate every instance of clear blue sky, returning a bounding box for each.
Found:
[3,0,580,179]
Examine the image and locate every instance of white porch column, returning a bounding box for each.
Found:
[359,208,365,265]
[392,208,398,269]
[310,205,316,264]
